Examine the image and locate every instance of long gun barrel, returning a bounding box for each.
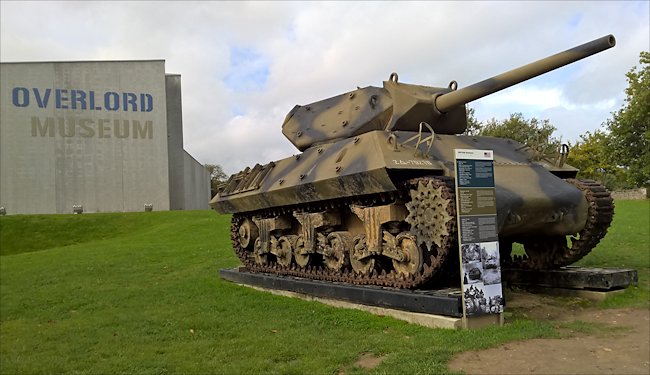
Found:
[434,35,616,113]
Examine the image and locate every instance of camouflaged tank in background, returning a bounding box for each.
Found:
[211,35,616,289]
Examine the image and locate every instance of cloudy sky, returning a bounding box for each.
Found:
[1,1,648,175]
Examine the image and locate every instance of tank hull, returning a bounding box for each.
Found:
[212,131,613,289]
[212,130,588,238]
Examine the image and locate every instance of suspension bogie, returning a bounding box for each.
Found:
[230,177,458,288]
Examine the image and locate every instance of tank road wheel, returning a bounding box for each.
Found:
[238,218,259,249]
[350,235,375,275]
[324,232,351,271]
[253,238,270,265]
[293,235,312,268]
[392,233,423,276]
[522,237,568,269]
[275,235,296,267]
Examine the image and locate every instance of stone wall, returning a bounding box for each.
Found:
[611,188,648,200]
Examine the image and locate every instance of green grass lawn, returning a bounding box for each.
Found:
[0,201,648,375]
[575,200,650,308]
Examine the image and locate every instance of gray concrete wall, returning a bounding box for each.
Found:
[165,74,185,210]
[182,151,211,210]
[0,61,170,214]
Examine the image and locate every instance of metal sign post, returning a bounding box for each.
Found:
[454,149,504,328]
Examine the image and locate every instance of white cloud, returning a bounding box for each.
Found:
[1,1,648,175]
[480,87,564,109]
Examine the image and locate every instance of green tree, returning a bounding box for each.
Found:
[478,112,562,155]
[465,107,482,136]
[567,130,623,189]
[604,51,650,187]
[204,164,228,195]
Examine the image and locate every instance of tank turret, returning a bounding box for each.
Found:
[282,35,615,151]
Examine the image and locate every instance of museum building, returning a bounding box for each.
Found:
[0,60,210,214]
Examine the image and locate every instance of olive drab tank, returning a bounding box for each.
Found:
[211,35,616,289]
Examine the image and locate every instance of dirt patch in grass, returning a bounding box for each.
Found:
[449,291,650,374]
[338,353,385,375]
[355,352,384,369]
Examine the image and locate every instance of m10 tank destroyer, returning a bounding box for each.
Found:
[211,35,616,289]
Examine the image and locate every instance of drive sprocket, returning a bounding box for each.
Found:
[405,178,454,251]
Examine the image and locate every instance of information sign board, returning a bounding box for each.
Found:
[454,149,504,317]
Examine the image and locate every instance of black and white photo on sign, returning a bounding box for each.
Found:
[480,241,501,285]
[461,243,482,264]
[462,260,483,285]
[480,241,500,267]
[463,282,504,315]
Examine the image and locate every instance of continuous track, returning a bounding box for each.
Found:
[230,178,614,287]
[510,179,615,269]
[230,176,457,289]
